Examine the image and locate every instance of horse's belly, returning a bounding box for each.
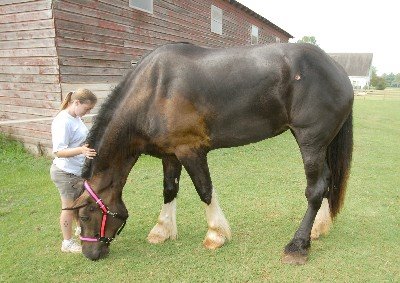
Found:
[209,118,288,149]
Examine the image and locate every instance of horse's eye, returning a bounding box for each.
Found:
[80,216,90,222]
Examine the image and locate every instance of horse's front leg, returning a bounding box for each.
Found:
[176,147,231,250]
[147,156,182,244]
[203,188,232,249]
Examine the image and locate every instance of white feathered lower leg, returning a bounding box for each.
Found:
[147,198,177,244]
[311,198,332,240]
[203,189,231,249]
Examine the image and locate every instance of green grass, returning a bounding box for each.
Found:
[1,99,399,282]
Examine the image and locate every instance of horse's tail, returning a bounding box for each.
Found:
[326,110,353,218]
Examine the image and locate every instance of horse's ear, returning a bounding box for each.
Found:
[74,190,90,208]
[63,191,90,210]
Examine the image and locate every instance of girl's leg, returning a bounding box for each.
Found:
[60,198,75,240]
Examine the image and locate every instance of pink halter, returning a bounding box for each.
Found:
[80,181,128,244]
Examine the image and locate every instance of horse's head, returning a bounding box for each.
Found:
[73,181,128,261]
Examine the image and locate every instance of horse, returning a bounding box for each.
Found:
[71,42,353,264]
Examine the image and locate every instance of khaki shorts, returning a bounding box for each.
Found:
[50,164,84,200]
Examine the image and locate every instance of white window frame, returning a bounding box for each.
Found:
[251,25,259,45]
[129,0,153,14]
[276,37,281,43]
[211,5,223,35]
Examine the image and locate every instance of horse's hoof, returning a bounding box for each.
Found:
[147,224,176,244]
[281,252,308,265]
[203,229,226,250]
[147,233,166,244]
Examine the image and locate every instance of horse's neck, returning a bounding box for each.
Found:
[90,110,139,194]
[92,154,138,195]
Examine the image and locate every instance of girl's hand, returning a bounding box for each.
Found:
[81,144,97,159]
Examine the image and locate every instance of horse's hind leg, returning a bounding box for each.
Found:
[175,147,231,250]
[311,197,332,240]
[147,155,182,244]
[282,143,330,264]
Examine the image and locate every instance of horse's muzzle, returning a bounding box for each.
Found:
[82,243,110,261]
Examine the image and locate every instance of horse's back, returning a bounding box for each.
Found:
[145,44,291,146]
[126,43,353,152]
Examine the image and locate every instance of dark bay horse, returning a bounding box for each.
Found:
[73,42,353,263]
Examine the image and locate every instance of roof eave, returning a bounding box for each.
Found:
[227,0,294,39]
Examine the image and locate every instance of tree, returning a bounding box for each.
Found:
[297,36,318,46]
[370,66,379,87]
[375,77,387,90]
[381,72,400,87]
[383,73,395,87]
[370,66,387,90]
[393,73,400,87]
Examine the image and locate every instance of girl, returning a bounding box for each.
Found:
[50,89,97,253]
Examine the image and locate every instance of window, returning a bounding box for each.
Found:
[211,5,222,35]
[276,37,281,43]
[251,25,258,45]
[129,0,153,14]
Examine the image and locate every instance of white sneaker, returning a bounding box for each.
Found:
[61,239,82,253]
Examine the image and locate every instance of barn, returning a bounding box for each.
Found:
[0,0,292,155]
[329,53,374,90]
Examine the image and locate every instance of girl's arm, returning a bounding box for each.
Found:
[55,144,96,159]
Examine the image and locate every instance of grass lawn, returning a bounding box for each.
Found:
[1,99,399,282]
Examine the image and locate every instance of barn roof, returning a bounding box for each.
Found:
[329,53,374,77]
[228,0,293,39]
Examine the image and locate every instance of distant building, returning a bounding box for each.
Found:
[329,53,373,89]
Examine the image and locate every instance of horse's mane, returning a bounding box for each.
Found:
[81,43,195,179]
[81,78,131,179]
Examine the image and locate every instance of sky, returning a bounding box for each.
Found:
[236,0,399,75]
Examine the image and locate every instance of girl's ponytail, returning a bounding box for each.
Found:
[59,89,97,111]
[60,91,74,110]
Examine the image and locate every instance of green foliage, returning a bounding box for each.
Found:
[375,77,388,90]
[297,35,318,46]
[394,73,400,87]
[382,72,400,88]
[371,67,386,90]
[370,66,378,85]
[371,67,400,89]
[0,134,28,158]
[1,100,400,281]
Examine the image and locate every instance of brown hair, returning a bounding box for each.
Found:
[60,88,97,110]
